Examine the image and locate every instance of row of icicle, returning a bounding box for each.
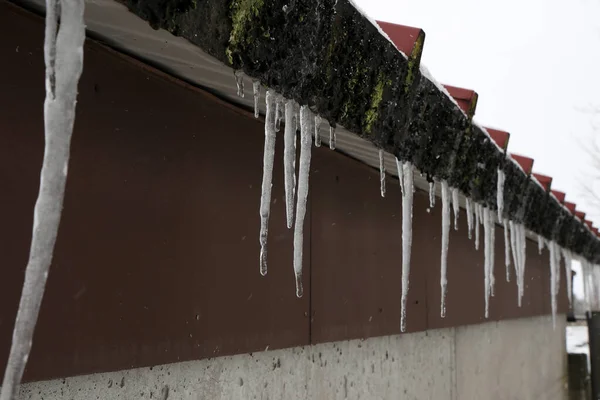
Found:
[240,78,336,298]
[246,72,600,333]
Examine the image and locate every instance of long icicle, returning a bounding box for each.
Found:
[440,181,451,318]
[497,169,505,220]
[451,188,460,230]
[0,1,85,398]
[293,105,313,298]
[509,221,520,304]
[466,197,473,239]
[283,100,296,229]
[483,208,491,318]
[395,157,405,197]
[537,234,544,255]
[400,162,414,332]
[503,219,511,282]
[549,241,558,328]
[518,224,527,306]
[489,209,496,297]
[314,115,322,147]
[379,150,386,198]
[429,181,435,208]
[253,80,261,118]
[259,91,277,276]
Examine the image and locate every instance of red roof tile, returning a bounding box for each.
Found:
[532,173,552,191]
[485,127,510,152]
[575,210,586,221]
[510,154,534,175]
[585,220,593,229]
[443,84,478,118]
[565,202,576,213]
[551,190,566,203]
[376,21,424,59]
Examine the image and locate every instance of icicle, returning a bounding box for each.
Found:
[234,70,245,98]
[400,162,414,332]
[314,115,322,147]
[562,248,573,306]
[509,221,520,303]
[466,198,473,240]
[293,105,313,298]
[451,188,460,230]
[497,169,505,220]
[379,150,386,198]
[429,181,436,208]
[555,244,562,292]
[489,210,496,297]
[474,203,481,250]
[440,181,451,318]
[274,97,282,132]
[258,91,277,276]
[483,208,491,318]
[253,80,261,118]
[516,224,527,306]
[329,125,336,150]
[503,219,511,282]
[395,157,405,197]
[549,241,558,329]
[0,1,85,398]
[283,100,297,229]
[537,234,544,255]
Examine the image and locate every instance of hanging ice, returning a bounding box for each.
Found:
[314,115,322,147]
[329,125,336,150]
[234,70,244,98]
[253,80,261,118]
[258,91,277,276]
[483,208,491,318]
[514,224,527,306]
[466,197,473,240]
[562,248,573,305]
[537,235,544,255]
[451,188,460,230]
[274,97,282,132]
[440,181,451,318]
[509,221,520,303]
[0,1,85,398]
[395,157,405,197]
[497,169,505,220]
[379,150,386,198]
[549,241,558,328]
[429,181,435,208]
[293,105,313,298]
[489,209,496,297]
[283,100,297,229]
[474,203,481,250]
[503,219,511,282]
[400,162,414,332]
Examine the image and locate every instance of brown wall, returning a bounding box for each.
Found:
[0,1,568,382]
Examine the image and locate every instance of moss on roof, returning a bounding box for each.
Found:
[123,0,600,263]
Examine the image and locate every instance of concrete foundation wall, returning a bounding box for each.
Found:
[14,315,566,400]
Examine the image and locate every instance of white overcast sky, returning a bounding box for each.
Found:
[355,0,600,223]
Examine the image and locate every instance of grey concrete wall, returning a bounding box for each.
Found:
[14,315,566,400]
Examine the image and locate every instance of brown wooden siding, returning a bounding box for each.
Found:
[0,1,568,383]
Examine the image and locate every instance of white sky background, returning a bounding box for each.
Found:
[355,0,600,222]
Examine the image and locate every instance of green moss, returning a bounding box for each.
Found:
[364,72,390,134]
[404,33,424,94]
[226,0,265,65]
